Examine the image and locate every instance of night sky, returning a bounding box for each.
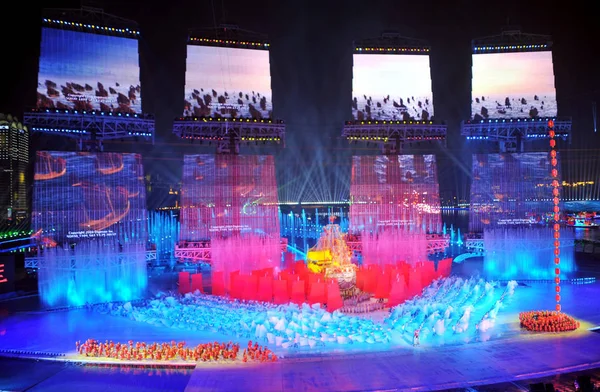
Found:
[1,0,599,206]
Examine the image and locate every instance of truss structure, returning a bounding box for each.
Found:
[24,110,154,150]
[43,6,139,30]
[354,32,429,52]
[174,239,288,263]
[25,250,156,270]
[461,118,571,152]
[465,236,486,253]
[343,122,447,154]
[346,234,450,255]
[189,24,268,45]
[173,119,285,154]
[473,28,552,51]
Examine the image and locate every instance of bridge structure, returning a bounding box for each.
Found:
[175,235,451,263]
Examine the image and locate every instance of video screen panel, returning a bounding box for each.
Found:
[469,152,559,231]
[183,45,272,119]
[37,27,142,113]
[349,154,442,233]
[471,51,556,120]
[352,53,434,121]
[180,154,280,241]
[32,152,147,245]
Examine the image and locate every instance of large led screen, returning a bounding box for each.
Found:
[352,54,434,121]
[32,151,147,245]
[471,51,556,120]
[180,154,280,241]
[349,154,442,233]
[37,28,142,113]
[469,152,559,231]
[183,46,272,119]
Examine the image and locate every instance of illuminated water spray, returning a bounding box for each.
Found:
[483,227,574,280]
[148,211,180,267]
[37,241,147,308]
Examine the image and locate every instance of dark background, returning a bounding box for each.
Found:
[1,0,599,208]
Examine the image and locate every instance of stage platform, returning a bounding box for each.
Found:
[1,279,600,391]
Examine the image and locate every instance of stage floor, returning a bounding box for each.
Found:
[1,281,600,391]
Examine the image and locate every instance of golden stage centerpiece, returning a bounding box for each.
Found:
[306,216,356,289]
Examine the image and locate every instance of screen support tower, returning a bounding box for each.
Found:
[343,120,446,154]
[24,8,154,151]
[173,118,285,155]
[461,27,572,152]
[24,109,154,152]
[344,33,446,154]
[173,25,285,155]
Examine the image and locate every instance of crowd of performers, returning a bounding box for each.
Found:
[519,311,580,333]
[75,339,277,363]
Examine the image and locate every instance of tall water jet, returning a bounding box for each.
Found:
[361,228,429,266]
[483,227,575,280]
[31,151,149,308]
[37,241,147,308]
[148,210,180,267]
[180,154,281,289]
[301,209,308,253]
[349,155,442,267]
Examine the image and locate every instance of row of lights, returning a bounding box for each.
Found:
[189,37,269,48]
[466,117,558,124]
[182,136,280,141]
[177,117,280,124]
[355,47,430,53]
[241,137,280,141]
[42,19,139,36]
[33,127,86,134]
[347,120,435,126]
[473,44,549,52]
[0,230,33,239]
[466,133,568,140]
[526,133,568,138]
[347,136,445,141]
[32,127,151,137]
[32,108,147,119]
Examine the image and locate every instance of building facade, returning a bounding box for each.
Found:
[0,114,29,230]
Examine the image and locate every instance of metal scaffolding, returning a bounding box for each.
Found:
[173,119,285,154]
[461,118,571,152]
[342,122,447,154]
[24,110,154,151]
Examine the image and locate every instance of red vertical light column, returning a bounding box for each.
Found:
[549,119,561,312]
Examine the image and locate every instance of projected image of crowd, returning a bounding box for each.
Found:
[183,88,272,119]
[37,80,141,114]
[352,95,433,121]
[471,94,556,121]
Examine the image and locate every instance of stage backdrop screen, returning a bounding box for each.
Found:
[180,154,280,241]
[32,151,147,245]
[471,51,556,120]
[349,154,442,233]
[352,53,434,121]
[183,45,272,119]
[37,27,142,113]
[469,152,559,231]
